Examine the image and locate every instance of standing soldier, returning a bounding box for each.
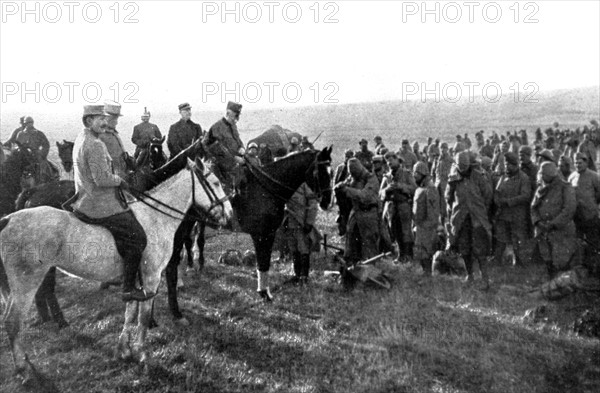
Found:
[336,158,380,264]
[374,135,386,155]
[68,105,153,302]
[434,142,453,224]
[531,162,577,279]
[412,161,440,277]
[446,151,493,289]
[568,152,600,247]
[284,182,318,285]
[132,108,162,159]
[167,102,203,159]
[334,149,354,236]
[100,101,132,180]
[355,138,374,171]
[372,155,386,185]
[493,152,532,266]
[380,151,417,263]
[398,139,418,171]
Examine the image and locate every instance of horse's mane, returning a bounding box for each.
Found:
[261,149,316,179]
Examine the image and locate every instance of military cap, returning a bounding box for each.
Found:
[82,105,107,117]
[575,151,589,161]
[440,142,448,149]
[178,102,191,111]
[373,155,384,163]
[590,119,598,127]
[19,116,25,123]
[536,149,555,162]
[344,148,354,158]
[519,145,533,156]
[104,100,123,117]
[374,135,382,141]
[24,116,34,124]
[248,142,259,150]
[401,139,409,145]
[504,152,519,166]
[481,156,493,169]
[413,161,429,177]
[227,101,242,114]
[384,151,403,162]
[359,138,368,145]
[540,161,558,178]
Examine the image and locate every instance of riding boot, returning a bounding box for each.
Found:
[463,254,474,283]
[121,260,155,302]
[257,270,273,302]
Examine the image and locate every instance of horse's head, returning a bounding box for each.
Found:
[187,156,233,228]
[306,146,333,210]
[148,136,167,169]
[56,140,74,172]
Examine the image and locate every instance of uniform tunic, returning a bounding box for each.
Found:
[167,119,203,158]
[99,128,129,180]
[132,121,162,156]
[531,177,577,270]
[413,180,440,260]
[380,166,417,245]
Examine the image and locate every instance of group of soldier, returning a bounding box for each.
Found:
[333,122,600,295]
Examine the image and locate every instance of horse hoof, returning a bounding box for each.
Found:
[148,318,159,330]
[174,317,190,327]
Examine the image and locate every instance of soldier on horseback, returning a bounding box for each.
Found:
[132,108,162,159]
[202,101,245,194]
[3,116,59,184]
[66,105,153,302]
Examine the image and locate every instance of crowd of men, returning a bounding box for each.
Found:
[333,122,600,295]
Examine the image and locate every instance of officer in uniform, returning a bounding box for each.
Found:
[100,101,132,180]
[167,102,203,159]
[68,105,152,302]
[132,108,162,159]
[202,101,245,194]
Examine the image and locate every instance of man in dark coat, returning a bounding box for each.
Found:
[531,161,577,279]
[493,152,532,266]
[446,151,493,289]
[355,138,374,171]
[167,102,203,159]
[334,149,354,236]
[380,151,417,262]
[336,158,380,263]
[568,152,600,248]
[202,101,244,194]
[9,116,57,184]
[132,109,162,159]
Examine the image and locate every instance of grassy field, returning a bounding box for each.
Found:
[1,207,599,393]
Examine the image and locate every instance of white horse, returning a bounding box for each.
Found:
[0,157,232,382]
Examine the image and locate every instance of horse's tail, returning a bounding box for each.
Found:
[0,217,12,316]
[14,187,36,211]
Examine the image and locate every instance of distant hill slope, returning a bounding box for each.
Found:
[1,86,598,162]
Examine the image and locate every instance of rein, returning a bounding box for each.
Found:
[129,166,227,225]
[244,154,331,207]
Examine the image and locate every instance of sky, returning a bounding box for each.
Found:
[1,0,599,119]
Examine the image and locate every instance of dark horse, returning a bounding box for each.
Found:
[165,147,332,322]
[14,138,174,328]
[0,143,38,217]
[136,136,168,170]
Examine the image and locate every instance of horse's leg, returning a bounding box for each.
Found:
[133,300,154,363]
[253,233,276,301]
[117,301,138,360]
[165,219,191,325]
[184,221,195,269]
[197,221,206,270]
[33,267,68,329]
[4,289,37,375]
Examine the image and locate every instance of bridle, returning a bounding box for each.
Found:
[305,157,332,200]
[131,164,229,226]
